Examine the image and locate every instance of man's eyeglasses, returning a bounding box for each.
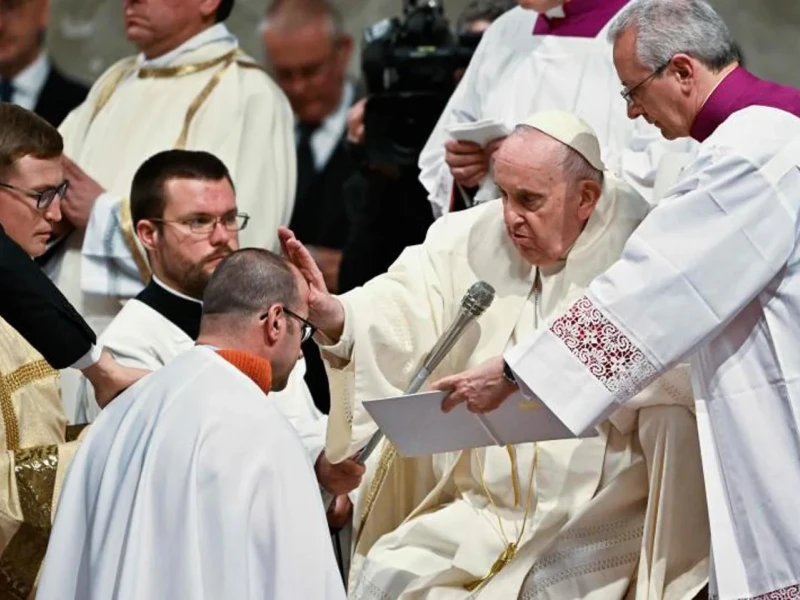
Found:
[620,59,672,107]
[149,212,250,234]
[0,179,69,210]
[260,306,317,343]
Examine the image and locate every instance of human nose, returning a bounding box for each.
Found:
[45,195,62,222]
[208,218,232,244]
[626,99,644,120]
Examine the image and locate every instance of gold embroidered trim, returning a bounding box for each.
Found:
[0,523,50,600]
[355,442,396,549]
[138,49,238,79]
[0,446,59,600]
[174,52,237,149]
[89,57,137,127]
[235,59,265,72]
[119,197,151,284]
[15,446,59,530]
[0,360,57,451]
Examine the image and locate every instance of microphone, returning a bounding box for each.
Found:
[356,280,496,463]
[322,281,496,513]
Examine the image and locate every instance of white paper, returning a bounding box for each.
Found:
[363,390,593,457]
[446,120,511,148]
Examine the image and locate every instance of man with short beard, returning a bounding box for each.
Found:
[75,149,363,530]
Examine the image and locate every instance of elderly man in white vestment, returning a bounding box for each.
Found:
[418,0,695,217]
[439,2,800,599]
[280,111,709,599]
[41,0,295,414]
[74,148,363,529]
[37,248,346,600]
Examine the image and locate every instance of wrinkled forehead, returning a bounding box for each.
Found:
[496,129,565,168]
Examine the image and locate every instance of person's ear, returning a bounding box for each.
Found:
[576,179,602,222]
[262,304,284,345]
[670,54,696,93]
[136,219,160,253]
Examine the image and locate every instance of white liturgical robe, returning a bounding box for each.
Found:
[506,68,800,599]
[46,23,295,328]
[418,2,692,216]
[37,346,345,600]
[73,277,328,464]
[321,174,708,598]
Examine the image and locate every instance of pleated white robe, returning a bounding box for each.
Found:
[36,347,344,600]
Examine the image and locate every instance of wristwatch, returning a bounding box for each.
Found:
[502,360,517,386]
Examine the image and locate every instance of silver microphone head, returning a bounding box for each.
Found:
[461,281,495,317]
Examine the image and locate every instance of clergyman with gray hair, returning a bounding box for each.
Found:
[446,1,800,598]
[37,248,347,600]
[280,109,709,598]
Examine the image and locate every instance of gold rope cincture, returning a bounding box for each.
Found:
[463,269,542,593]
[463,444,538,592]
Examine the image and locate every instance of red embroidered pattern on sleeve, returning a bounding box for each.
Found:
[549,296,657,398]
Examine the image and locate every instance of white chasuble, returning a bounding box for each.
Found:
[418,5,694,217]
[321,175,708,598]
[507,89,800,596]
[37,347,345,600]
[49,23,295,326]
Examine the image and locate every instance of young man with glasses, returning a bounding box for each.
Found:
[0,101,148,597]
[74,149,364,536]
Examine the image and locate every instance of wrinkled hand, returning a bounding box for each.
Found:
[62,156,105,229]
[81,351,150,408]
[306,245,342,294]
[433,356,517,414]
[315,452,366,496]
[347,98,367,145]
[278,227,344,338]
[327,494,352,530]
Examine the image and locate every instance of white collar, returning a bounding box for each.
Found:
[12,52,49,97]
[152,275,203,305]
[140,23,237,68]
[544,5,566,18]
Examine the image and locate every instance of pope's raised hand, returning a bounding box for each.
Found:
[278,226,345,340]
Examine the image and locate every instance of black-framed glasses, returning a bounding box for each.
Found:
[620,59,672,107]
[260,306,317,342]
[149,212,250,234]
[0,179,68,210]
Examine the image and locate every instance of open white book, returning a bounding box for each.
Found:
[363,390,595,457]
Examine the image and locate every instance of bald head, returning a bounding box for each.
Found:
[202,248,299,323]
[199,248,310,391]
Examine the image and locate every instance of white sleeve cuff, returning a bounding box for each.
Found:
[71,343,103,371]
[316,299,355,362]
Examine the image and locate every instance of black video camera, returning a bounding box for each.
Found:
[360,0,481,169]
